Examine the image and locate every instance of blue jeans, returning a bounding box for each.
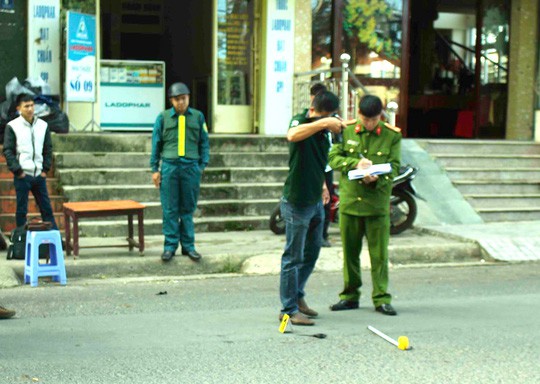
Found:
[279,198,324,315]
[13,175,57,229]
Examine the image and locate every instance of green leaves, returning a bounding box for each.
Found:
[344,0,399,60]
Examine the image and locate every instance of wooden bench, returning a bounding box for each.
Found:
[63,200,145,258]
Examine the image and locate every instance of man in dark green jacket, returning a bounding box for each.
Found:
[328,95,401,316]
[150,82,210,262]
[279,91,344,326]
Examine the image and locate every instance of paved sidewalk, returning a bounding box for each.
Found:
[422,221,540,262]
[1,221,538,288]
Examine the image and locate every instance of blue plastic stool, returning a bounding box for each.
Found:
[24,230,67,287]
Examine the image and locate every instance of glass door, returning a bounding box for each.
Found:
[213,0,255,133]
[476,0,510,138]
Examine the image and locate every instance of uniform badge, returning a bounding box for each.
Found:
[290,120,300,128]
[346,139,359,146]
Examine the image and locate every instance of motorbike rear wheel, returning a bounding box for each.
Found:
[269,204,286,235]
[390,189,417,235]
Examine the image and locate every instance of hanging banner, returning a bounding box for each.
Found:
[262,0,295,135]
[27,0,60,94]
[65,11,96,102]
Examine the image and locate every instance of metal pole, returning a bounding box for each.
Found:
[340,53,351,119]
[387,101,399,126]
[367,325,398,347]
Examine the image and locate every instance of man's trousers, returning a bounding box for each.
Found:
[160,160,201,253]
[338,212,392,307]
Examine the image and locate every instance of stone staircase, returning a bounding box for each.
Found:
[51,134,289,237]
[419,140,540,222]
[0,145,65,233]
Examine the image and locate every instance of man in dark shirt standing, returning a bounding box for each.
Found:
[278,91,344,326]
[3,94,57,230]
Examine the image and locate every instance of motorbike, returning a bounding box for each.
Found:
[269,165,421,236]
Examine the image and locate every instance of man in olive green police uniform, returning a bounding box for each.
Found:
[150,82,210,262]
[279,91,344,326]
[328,95,401,316]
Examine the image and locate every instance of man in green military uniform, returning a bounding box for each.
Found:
[328,95,401,316]
[150,82,210,262]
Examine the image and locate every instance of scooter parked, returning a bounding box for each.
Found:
[269,165,421,236]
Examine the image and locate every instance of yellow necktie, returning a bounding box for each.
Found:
[178,115,185,156]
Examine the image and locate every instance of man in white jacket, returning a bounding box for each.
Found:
[3,94,57,229]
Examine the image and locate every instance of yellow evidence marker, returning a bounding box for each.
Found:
[397,336,410,350]
[279,314,290,333]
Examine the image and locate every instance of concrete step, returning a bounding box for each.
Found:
[52,133,288,153]
[0,178,60,196]
[445,168,540,181]
[158,199,277,219]
[54,151,289,169]
[54,152,150,169]
[434,154,540,168]
[419,139,540,155]
[0,212,64,232]
[76,216,271,237]
[0,163,55,178]
[0,195,65,213]
[453,181,540,194]
[57,167,289,185]
[210,152,288,167]
[52,133,152,153]
[0,163,11,178]
[464,194,540,208]
[62,183,284,202]
[477,208,540,222]
[82,200,278,221]
[208,135,288,153]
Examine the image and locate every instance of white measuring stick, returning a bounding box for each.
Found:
[368,325,398,346]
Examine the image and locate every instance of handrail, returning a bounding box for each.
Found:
[293,53,394,121]
[435,31,471,72]
[347,68,370,95]
[294,67,342,77]
[435,30,508,72]
[293,66,369,95]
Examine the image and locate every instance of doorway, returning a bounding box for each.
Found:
[405,0,510,139]
[101,0,214,128]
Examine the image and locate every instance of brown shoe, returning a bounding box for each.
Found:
[0,306,16,319]
[298,297,318,317]
[279,312,315,326]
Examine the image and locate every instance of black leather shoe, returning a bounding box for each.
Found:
[329,300,359,311]
[161,250,175,262]
[182,249,202,262]
[375,303,397,316]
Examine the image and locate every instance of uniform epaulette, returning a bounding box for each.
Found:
[384,122,401,133]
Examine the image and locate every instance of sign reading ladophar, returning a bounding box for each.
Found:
[100,60,165,131]
[65,11,96,102]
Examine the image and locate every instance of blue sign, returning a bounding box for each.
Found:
[66,11,96,102]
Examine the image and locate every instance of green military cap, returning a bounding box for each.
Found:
[168,82,190,97]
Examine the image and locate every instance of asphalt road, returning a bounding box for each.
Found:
[1,263,539,384]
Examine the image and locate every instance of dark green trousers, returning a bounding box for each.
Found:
[160,160,201,253]
[338,212,392,306]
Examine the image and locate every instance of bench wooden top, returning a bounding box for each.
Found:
[63,200,146,213]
